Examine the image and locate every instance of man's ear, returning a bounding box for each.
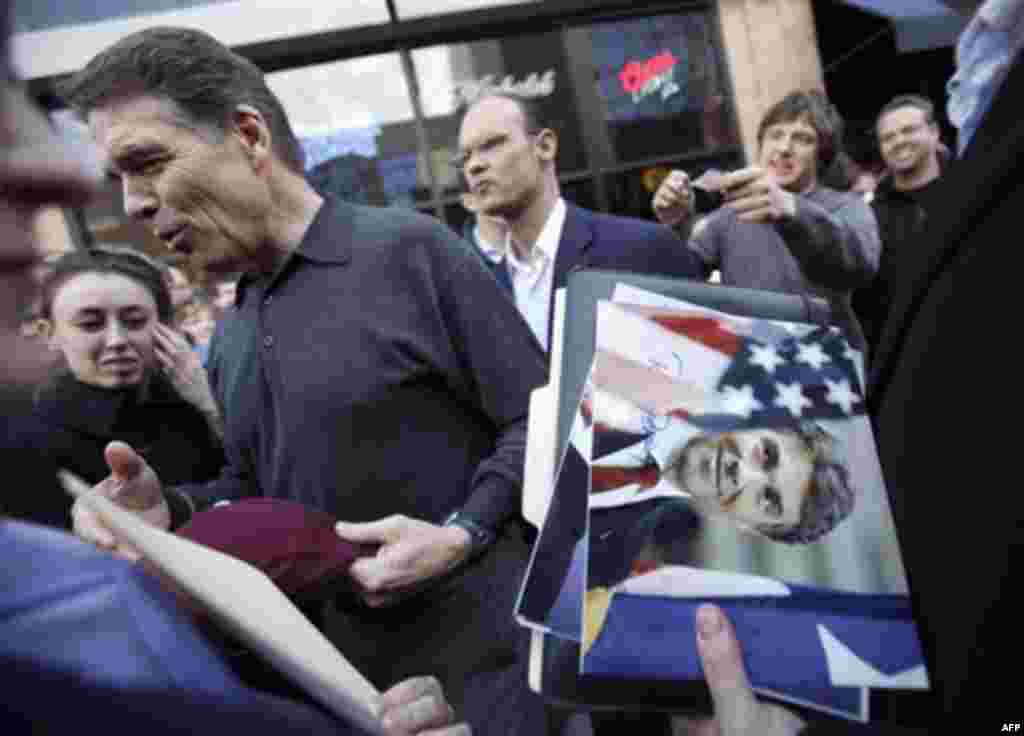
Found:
[535,128,558,164]
[231,104,272,171]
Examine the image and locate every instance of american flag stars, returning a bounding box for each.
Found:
[748,343,786,374]
[773,381,814,417]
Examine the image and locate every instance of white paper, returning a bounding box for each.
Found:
[521,287,566,529]
[58,472,384,735]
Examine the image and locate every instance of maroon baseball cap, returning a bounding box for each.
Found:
[143,498,375,618]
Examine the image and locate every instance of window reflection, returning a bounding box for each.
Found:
[267,54,428,207]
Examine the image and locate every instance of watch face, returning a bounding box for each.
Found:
[445,512,495,551]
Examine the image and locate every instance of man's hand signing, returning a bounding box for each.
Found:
[336,515,473,607]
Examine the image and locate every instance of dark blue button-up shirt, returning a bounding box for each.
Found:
[180,197,547,531]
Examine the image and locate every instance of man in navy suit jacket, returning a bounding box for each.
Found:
[456,93,705,355]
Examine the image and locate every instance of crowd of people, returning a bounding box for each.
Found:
[1,0,1019,734]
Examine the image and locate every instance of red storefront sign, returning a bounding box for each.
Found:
[618,50,679,95]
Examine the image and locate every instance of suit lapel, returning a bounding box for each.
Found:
[869,51,1024,400]
[547,204,594,352]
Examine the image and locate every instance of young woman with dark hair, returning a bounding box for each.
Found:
[8,246,224,528]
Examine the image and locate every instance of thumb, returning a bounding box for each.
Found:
[695,604,759,734]
[104,441,145,482]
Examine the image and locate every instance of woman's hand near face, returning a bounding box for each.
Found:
[152,322,223,439]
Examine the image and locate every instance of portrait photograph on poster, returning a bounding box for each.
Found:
[579,294,928,698]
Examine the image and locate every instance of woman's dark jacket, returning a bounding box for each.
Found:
[2,371,224,529]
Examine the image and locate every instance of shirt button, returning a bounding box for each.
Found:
[264,335,274,348]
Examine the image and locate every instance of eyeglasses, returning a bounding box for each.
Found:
[450,128,544,170]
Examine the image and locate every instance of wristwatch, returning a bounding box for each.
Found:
[443,510,496,559]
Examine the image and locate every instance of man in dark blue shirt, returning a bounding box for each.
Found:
[63,26,551,736]
[0,2,465,733]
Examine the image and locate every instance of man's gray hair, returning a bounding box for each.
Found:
[760,421,856,545]
[59,26,305,174]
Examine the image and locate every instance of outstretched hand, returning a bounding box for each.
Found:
[652,169,694,227]
[336,515,472,607]
[720,166,797,224]
[70,441,169,560]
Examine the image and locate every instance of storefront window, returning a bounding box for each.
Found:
[267,53,428,207]
[35,2,741,231]
[580,11,739,165]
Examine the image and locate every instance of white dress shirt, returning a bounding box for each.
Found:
[477,197,567,351]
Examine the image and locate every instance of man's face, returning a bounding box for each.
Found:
[89,95,270,279]
[671,428,813,531]
[456,96,551,219]
[0,83,101,383]
[757,116,820,193]
[877,106,940,176]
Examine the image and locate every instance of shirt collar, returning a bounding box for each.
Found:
[505,197,566,269]
[237,195,352,304]
[475,224,505,264]
[294,195,353,266]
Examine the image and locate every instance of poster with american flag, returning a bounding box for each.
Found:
[578,289,927,719]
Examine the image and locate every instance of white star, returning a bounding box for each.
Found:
[842,342,861,366]
[773,382,813,417]
[825,378,860,414]
[795,342,831,371]
[748,343,786,374]
[719,384,763,419]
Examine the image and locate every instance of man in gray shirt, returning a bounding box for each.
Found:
[652,90,879,349]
